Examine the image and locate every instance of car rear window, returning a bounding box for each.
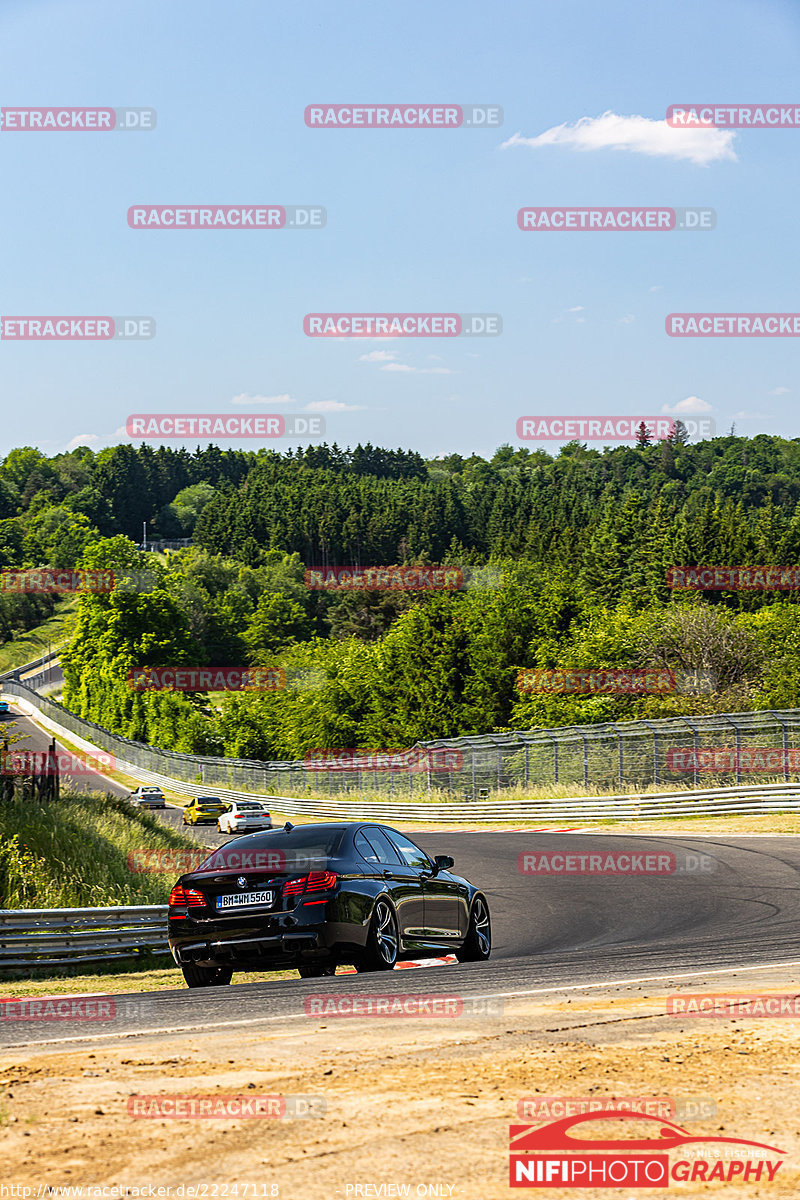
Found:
[194,825,346,873]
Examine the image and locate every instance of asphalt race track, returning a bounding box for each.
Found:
[4,704,800,1049]
[4,824,800,1049]
[1,703,131,799]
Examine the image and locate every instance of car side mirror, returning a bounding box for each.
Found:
[433,855,455,874]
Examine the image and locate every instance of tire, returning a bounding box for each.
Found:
[181,963,233,988]
[357,898,399,972]
[297,964,337,978]
[456,895,492,962]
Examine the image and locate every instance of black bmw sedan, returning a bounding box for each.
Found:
[168,821,491,986]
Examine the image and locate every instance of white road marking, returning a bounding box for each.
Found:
[7,957,800,1050]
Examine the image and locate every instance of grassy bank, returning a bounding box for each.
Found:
[0,601,75,675]
[0,787,209,907]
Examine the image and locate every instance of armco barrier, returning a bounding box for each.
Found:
[6,671,800,817]
[0,906,168,969]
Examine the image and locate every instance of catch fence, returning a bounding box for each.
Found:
[4,676,800,799]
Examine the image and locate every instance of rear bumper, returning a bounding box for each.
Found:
[169,906,365,968]
[171,927,325,966]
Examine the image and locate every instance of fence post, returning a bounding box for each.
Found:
[546,732,559,785]
[639,721,660,786]
[721,715,742,785]
[677,716,699,789]
[769,711,790,782]
[581,734,589,789]
[524,741,530,789]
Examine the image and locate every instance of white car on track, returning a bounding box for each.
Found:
[129,785,166,809]
[217,800,273,834]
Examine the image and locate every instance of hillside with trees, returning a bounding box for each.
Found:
[4,432,800,758]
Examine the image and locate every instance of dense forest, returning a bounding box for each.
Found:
[4,432,800,758]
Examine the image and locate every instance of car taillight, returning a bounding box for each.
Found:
[168,884,206,910]
[282,871,338,897]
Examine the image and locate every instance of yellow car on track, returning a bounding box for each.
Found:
[183,796,228,826]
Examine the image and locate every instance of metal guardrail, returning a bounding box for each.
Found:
[0,905,169,969]
[7,673,800,819]
[109,761,800,821]
[7,673,800,802]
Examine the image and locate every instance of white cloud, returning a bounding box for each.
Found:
[380,362,453,375]
[649,285,663,293]
[502,111,737,166]
[770,386,789,395]
[661,395,713,415]
[618,314,635,325]
[304,400,365,413]
[66,433,105,448]
[568,306,584,313]
[732,410,765,420]
[231,392,296,406]
[358,350,397,363]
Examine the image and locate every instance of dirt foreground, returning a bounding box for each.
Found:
[2,966,799,1199]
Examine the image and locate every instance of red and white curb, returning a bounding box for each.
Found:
[339,955,456,975]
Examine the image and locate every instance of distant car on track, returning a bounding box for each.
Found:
[168,821,491,987]
[217,800,272,834]
[183,797,227,826]
[0,701,9,715]
[129,785,166,809]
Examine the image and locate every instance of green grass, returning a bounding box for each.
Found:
[0,786,211,908]
[0,600,75,675]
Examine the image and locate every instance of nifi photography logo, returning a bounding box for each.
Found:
[508,1109,785,1188]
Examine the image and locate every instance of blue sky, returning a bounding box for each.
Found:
[1,0,799,460]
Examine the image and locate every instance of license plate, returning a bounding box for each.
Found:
[216,890,274,910]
